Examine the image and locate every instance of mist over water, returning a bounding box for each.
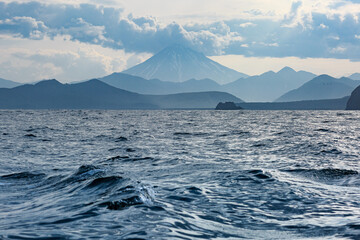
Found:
[0,110,360,239]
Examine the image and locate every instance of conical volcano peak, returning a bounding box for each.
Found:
[278,66,296,74]
[153,44,206,62]
[123,45,248,84]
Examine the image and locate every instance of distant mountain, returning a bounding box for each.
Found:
[346,85,360,110]
[0,79,242,109]
[123,44,248,84]
[349,73,360,80]
[102,67,315,101]
[276,75,360,102]
[0,78,21,88]
[238,96,349,110]
[0,79,155,109]
[222,67,316,102]
[100,72,221,95]
[150,92,242,109]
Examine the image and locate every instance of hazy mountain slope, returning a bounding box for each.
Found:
[276,75,360,102]
[349,73,360,80]
[0,79,242,109]
[0,78,21,88]
[149,91,242,109]
[0,79,155,109]
[346,85,360,110]
[100,72,221,94]
[237,96,349,110]
[123,44,248,84]
[222,67,316,102]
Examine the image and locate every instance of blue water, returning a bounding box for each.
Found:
[0,110,360,239]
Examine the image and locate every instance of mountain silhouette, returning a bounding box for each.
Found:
[222,67,316,102]
[123,44,248,84]
[276,75,360,102]
[100,72,221,95]
[0,79,242,109]
[346,85,360,110]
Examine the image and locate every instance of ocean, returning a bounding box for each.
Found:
[0,110,359,239]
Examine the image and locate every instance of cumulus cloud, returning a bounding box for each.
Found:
[59,18,107,44]
[0,36,151,82]
[1,0,360,60]
[0,2,244,55]
[221,1,360,60]
[0,49,113,81]
[0,16,47,39]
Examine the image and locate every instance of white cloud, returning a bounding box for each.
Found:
[0,16,48,39]
[239,22,257,28]
[330,46,347,53]
[0,2,245,55]
[3,0,360,24]
[210,54,360,77]
[0,0,293,24]
[329,35,340,40]
[319,23,329,29]
[2,0,360,82]
[0,36,151,82]
[59,18,107,44]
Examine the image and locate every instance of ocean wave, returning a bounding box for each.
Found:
[283,168,360,186]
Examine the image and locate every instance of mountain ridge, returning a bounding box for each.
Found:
[101,66,317,102]
[99,72,222,95]
[0,79,242,109]
[276,74,360,102]
[222,67,316,102]
[123,44,248,84]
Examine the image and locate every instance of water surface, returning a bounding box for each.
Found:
[0,110,360,239]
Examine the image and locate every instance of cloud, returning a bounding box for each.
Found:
[0,16,47,39]
[1,0,360,60]
[0,36,152,82]
[221,4,360,60]
[0,48,114,81]
[210,54,360,78]
[0,2,244,55]
[329,46,347,54]
[239,22,257,28]
[318,23,329,29]
[59,18,106,44]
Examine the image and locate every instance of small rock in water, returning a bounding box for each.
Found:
[215,102,242,110]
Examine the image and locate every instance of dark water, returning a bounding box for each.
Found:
[1,110,360,240]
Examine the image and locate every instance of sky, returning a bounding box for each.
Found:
[2,0,360,82]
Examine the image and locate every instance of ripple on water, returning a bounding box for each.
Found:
[283,168,360,186]
[1,172,46,180]
[1,110,360,239]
